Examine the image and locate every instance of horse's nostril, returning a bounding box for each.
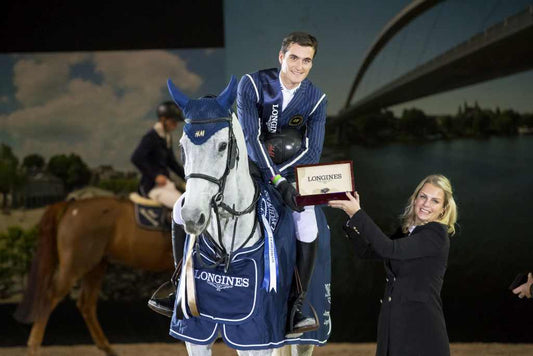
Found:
[198,214,205,226]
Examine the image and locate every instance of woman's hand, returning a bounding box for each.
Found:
[328,191,361,218]
[513,272,533,299]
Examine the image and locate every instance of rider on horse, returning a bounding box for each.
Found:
[131,101,186,208]
[132,101,187,316]
[236,32,327,337]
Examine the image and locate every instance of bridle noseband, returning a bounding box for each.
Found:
[183,115,260,272]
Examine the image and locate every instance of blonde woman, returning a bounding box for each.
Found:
[329,174,457,356]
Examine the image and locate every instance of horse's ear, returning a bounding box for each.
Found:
[167,78,189,110]
[216,76,237,112]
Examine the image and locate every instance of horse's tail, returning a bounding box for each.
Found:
[13,201,69,324]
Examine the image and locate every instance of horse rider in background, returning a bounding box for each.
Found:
[131,101,185,208]
[132,101,187,316]
[237,32,327,336]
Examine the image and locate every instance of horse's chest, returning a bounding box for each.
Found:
[190,236,264,322]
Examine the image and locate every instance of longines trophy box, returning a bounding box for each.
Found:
[295,160,355,206]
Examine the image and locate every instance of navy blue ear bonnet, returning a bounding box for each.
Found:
[167,76,237,145]
[183,120,230,145]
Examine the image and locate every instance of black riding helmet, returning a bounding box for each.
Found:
[157,101,184,121]
[264,127,304,164]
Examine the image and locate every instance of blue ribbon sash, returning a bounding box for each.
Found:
[258,194,280,292]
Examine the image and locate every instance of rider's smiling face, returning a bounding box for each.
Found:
[279,43,315,90]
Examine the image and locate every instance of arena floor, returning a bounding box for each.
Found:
[2,343,533,355]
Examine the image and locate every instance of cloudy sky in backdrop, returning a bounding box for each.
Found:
[1,0,532,171]
[1,49,225,171]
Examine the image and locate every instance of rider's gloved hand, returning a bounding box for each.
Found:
[274,177,304,212]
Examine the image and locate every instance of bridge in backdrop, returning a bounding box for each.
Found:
[332,4,533,125]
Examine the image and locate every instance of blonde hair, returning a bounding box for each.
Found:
[400,174,458,235]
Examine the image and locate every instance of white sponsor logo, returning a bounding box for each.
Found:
[324,283,332,326]
[323,310,331,327]
[194,270,250,292]
[260,198,279,231]
[195,130,205,137]
[266,104,279,133]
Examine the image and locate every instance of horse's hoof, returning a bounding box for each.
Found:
[105,349,119,356]
[27,347,40,356]
[99,345,119,356]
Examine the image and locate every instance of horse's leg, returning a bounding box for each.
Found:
[185,341,214,356]
[295,345,314,356]
[237,349,274,356]
[27,263,79,355]
[272,345,314,356]
[77,260,117,356]
[272,346,291,356]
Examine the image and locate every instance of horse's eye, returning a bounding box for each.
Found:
[218,142,228,152]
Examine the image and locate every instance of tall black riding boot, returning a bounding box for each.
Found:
[148,220,185,318]
[286,238,319,337]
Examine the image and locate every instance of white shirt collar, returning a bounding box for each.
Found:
[154,122,171,148]
[279,77,300,111]
[279,77,300,95]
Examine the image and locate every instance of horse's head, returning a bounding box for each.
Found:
[168,76,247,235]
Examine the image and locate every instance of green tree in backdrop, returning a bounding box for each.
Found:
[0,144,24,210]
[0,226,37,298]
[22,154,45,172]
[47,154,91,191]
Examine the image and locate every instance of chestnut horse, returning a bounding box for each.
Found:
[14,197,174,356]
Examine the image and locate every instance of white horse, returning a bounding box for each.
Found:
[167,77,319,356]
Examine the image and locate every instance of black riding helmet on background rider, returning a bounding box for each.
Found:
[157,101,184,132]
[157,101,184,120]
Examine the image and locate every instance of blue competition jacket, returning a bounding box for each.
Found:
[237,68,327,182]
[169,181,331,350]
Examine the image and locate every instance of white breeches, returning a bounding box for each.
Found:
[148,180,181,209]
[292,205,318,243]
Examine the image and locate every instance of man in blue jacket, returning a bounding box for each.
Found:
[131,101,185,208]
[237,32,327,337]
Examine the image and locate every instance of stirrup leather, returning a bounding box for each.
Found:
[287,295,320,336]
[147,260,183,318]
[286,268,319,337]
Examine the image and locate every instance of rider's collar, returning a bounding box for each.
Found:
[184,116,231,145]
[279,76,300,94]
[153,122,171,148]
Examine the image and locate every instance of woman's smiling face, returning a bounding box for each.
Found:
[413,183,445,225]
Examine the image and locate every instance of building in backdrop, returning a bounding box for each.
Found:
[12,172,65,209]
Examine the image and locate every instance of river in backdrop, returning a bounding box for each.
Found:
[322,135,533,342]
